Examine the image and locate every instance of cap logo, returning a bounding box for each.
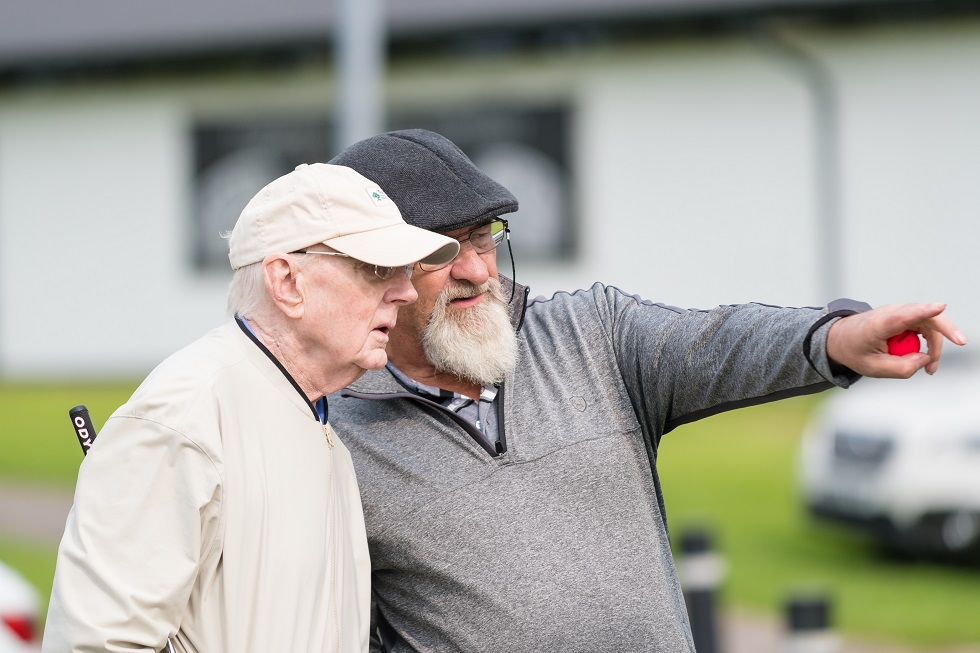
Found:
[367,187,389,205]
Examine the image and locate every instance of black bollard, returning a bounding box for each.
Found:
[679,528,726,653]
[784,593,838,653]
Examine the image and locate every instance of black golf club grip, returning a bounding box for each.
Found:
[69,405,98,455]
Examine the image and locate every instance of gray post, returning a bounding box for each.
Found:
[754,23,844,302]
[335,0,386,150]
[679,528,727,653]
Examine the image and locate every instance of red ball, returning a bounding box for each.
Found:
[887,330,920,356]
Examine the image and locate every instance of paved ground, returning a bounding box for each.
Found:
[2,481,978,653]
[0,481,73,545]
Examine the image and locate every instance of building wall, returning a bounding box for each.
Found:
[1,95,224,377]
[1,17,977,379]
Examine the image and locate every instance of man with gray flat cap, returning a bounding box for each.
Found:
[327,130,966,653]
[43,163,458,653]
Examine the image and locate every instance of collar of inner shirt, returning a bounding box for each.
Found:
[385,363,498,410]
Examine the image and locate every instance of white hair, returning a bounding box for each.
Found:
[227,251,324,320]
[226,261,273,320]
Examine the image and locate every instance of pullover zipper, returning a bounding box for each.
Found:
[494,384,507,454]
[340,388,507,457]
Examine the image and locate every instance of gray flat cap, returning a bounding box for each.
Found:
[329,129,519,233]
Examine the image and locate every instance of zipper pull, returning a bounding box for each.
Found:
[322,423,334,448]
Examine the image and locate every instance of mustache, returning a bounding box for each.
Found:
[438,279,502,303]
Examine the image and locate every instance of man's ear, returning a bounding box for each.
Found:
[262,254,304,319]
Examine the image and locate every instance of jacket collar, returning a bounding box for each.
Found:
[501,274,530,333]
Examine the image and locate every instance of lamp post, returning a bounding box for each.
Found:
[336,0,386,150]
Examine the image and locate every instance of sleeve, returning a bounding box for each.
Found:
[42,415,222,653]
[595,285,870,440]
[802,297,872,384]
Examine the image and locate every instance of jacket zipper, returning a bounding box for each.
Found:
[325,426,339,653]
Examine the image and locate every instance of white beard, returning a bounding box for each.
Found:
[422,277,519,386]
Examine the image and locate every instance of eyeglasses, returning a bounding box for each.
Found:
[293,250,414,281]
[418,219,509,272]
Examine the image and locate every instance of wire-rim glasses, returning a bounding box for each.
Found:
[293,250,414,281]
[417,218,509,272]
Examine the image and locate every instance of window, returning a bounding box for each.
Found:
[191,106,573,271]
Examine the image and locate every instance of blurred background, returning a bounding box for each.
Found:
[2,0,979,378]
[1,0,979,651]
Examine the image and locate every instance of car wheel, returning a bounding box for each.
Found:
[940,511,980,555]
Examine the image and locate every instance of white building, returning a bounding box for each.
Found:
[1,0,978,379]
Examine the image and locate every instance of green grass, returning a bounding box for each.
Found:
[659,393,980,648]
[0,381,139,630]
[0,381,140,487]
[2,383,979,647]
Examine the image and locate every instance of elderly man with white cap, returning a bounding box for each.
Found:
[42,163,459,653]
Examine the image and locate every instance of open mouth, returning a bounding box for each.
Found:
[374,326,390,335]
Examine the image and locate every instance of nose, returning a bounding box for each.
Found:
[448,245,491,286]
[385,270,418,305]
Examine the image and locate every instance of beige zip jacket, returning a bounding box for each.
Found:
[43,320,370,653]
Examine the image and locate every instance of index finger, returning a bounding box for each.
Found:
[886,304,967,347]
[914,312,967,347]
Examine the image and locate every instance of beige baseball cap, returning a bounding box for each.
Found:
[228,163,459,270]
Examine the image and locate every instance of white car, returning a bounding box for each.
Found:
[0,560,40,652]
[798,360,980,560]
